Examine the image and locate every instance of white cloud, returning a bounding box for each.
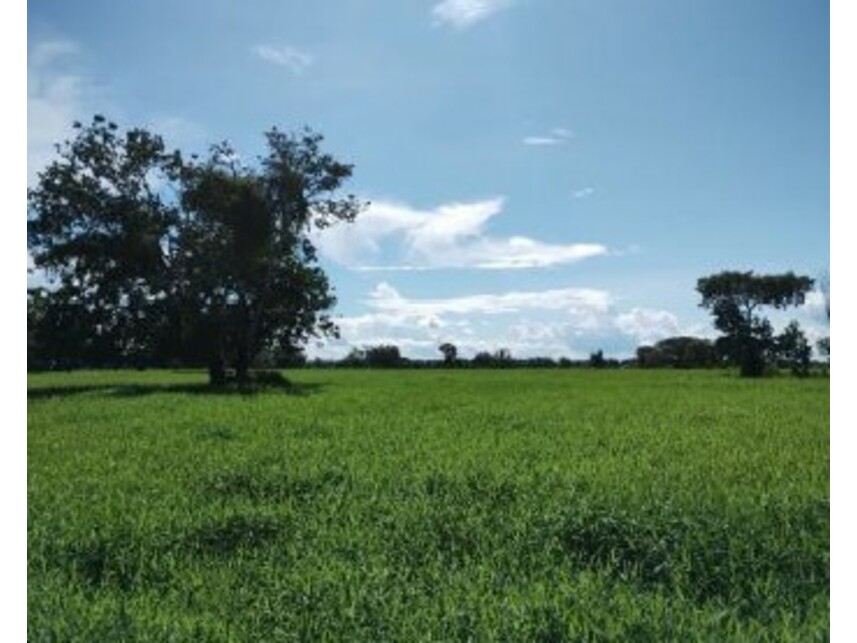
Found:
[252,45,313,73]
[522,137,561,146]
[614,308,681,346]
[508,320,568,343]
[28,40,89,287]
[573,187,595,199]
[311,283,614,359]
[307,283,702,361]
[432,0,515,29]
[366,281,612,318]
[799,290,829,323]
[27,39,205,285]
[316,197,609,270]
[28,41,206,188]
[522,127,574,146]
[28,40,86,187]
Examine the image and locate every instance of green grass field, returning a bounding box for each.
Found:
[28,369,829,641]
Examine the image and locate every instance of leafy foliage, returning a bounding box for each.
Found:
[362,344,403,368]
[697,271,813,376]
[27,116,362,383]
[636,336,717,368]
[472,348,514,368]
[776,321,812,377]
[438,342,457,365]
[589,349,606,368]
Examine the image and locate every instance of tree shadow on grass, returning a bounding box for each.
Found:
[27,377,328,401]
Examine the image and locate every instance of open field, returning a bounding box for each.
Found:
[28,369,829,641]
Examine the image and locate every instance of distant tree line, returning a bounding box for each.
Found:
[294,346,632,370]
[274,332,821,374]
[30,310,825,377]
[27,308,823,375]
[29,323,826,374]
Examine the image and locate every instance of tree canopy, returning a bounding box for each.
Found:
[696,271,813,376]
[27,116,363,383]
[438,342,457,365]
[636,336,716,369]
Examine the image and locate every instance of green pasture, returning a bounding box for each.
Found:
[28,369,829,641]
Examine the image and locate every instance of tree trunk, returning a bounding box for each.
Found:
[235,351,250,385]
[235,294,253,385]
[739,347,766,377]
[208,356,226,386]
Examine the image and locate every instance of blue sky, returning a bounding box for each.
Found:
[27,0,830,359]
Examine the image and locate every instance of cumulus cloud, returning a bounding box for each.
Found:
[252,45,313,73]
[432,0,515,29]
[28,40,86,186]
[308,280,705,361]
[28,40,90,286]
[309,282,628,360]
[799,290,829,324]
[614,308,681,346]
[316,197,608,270]
[573,187,595,199]
[522,127,574,146]
[28,40,206,188]
[366,281,612,318]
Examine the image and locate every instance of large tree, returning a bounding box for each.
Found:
[696,271,814,376]
[27,116,362,383]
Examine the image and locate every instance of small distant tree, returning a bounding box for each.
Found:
[364,344,402,368]
[637,336,716,369]
[697,271,813,377]
[494,348,513,367]
[472,351,493,367]
[589,349,606,368]
[471,350,513,368]
[438,342,457,366]
[340,348,366,367]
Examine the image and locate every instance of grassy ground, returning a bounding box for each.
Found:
[28,369,829,641]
